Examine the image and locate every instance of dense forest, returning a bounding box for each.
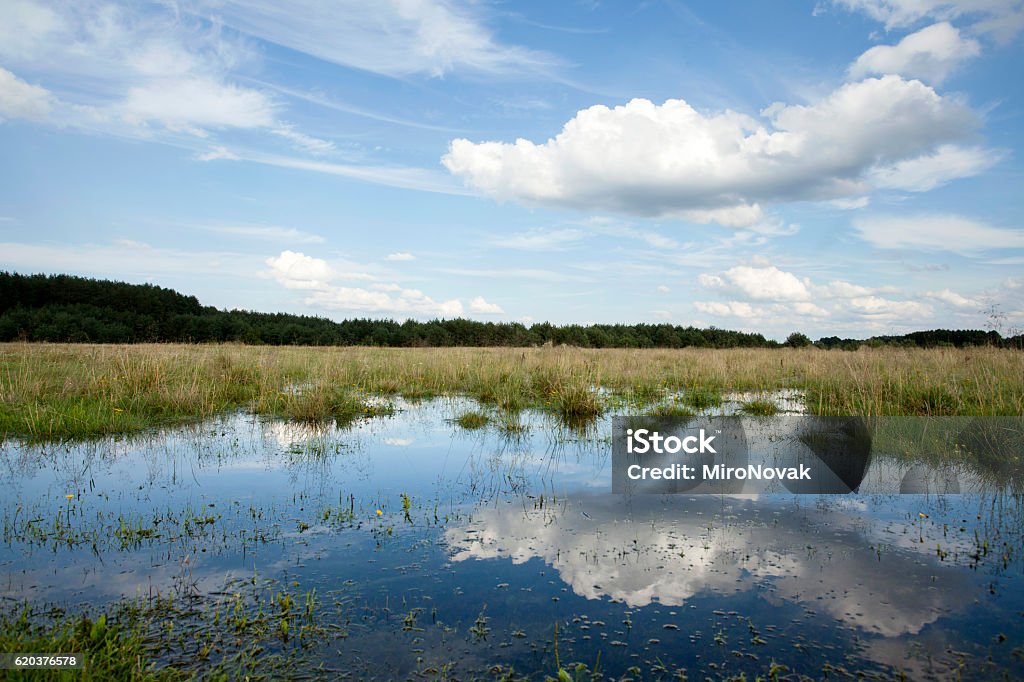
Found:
[1,272,1020,349]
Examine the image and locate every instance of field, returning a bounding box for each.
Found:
[1,342,1021,441]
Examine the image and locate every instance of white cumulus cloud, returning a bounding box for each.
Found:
[850,22,980,83]
[443,76,979,225]
[385,252,416,261]
[699,265,812,301]
[847,296,933,318]
[693,301,760,318]
[697,261,946,326]
[468,296,504,314]
[791,302,832,317]
[306,287,463,317]
[814,280,879,298]
[265,250,465,318]
[265,250,336,289]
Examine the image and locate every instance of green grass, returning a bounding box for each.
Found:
[497,410,529,436]
[549,381,603,420]
[1,343,1021,440]
[254,384,391,424]
[681,386,722,410]
[454,410,490,429]
[0,578,330,681]
[0,606,183,681]
[645,402,697,418]
[741,399,780,416]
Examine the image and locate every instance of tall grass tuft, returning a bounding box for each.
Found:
[454,410,489,429]
[682,386,722,410]
[741,399,780,416]
[254,384,376,424]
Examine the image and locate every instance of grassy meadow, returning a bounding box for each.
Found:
[1,342,1021,441]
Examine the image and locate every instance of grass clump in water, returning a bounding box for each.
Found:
[454,410,489,429]
[646,402,697,418]
[550,381,603,420]
[255,384,390,425]
[681,386,722,410]
[497,410,529,436]
[472,371,529,412]
[630,381,664,405]
[742,399,779,416]
[525,366,603,421]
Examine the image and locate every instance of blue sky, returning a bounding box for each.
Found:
[1,0,1022,339]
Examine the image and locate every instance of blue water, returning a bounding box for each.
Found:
[2,399,1022,679]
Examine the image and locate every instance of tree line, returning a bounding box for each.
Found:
[1,272,1020,349]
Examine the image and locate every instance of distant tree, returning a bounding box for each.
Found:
[785,332,812,348]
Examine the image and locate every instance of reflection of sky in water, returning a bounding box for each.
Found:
[1,400,1023,679]
[445,494,972,636]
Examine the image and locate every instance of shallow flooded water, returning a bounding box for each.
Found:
[2,399,1024,680]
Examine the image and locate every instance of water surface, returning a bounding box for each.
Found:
[2,398,1022,680]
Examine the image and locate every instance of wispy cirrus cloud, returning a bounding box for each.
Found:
[229,151,473,196]
[0,239,259,280]
[269,123,335,155]
[853,214,1024,254]
[204,0,561,79]
[202,224,325,244]
[0,1,275,135]
[194,145,239,161]
[0,66,53,121]
[439,267,593,283]
[868,144,997,191]
[491,228,586,250]
[831,0,1024,43]
[0,0,464,187]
